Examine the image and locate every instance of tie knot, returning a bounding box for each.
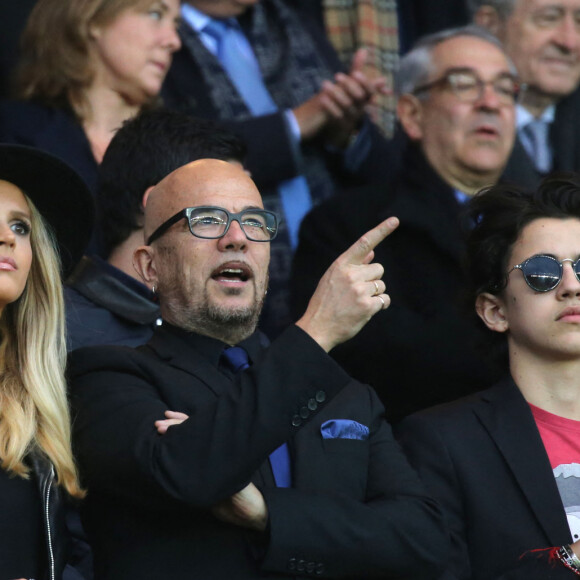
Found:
[221,346,250,374]
[203,18,234,42]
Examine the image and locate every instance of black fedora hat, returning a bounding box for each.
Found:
[0,144,94,278]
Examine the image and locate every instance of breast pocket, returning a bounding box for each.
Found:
[318,438,369,499]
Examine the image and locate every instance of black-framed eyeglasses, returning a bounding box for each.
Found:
[413,67,521,105]
[508,254,580,292]
[147,206,279,245]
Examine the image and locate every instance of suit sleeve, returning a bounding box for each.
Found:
[397,414,578,580]
[259,387,449,578]
[69,325,352,510]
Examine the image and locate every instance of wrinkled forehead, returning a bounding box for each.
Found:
[431,35,512,78]
[145,159,263,236]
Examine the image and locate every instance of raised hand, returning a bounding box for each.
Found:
[296,217,399,352]
[293,49,387,144]
[320,48,388,146]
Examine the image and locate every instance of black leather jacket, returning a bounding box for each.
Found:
[29,453,70,580]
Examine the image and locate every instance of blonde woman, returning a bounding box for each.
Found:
[0,144,93,580]
[0,0,181,195]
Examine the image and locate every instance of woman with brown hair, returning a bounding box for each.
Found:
[0,144,93,580]
[0,0,181,194]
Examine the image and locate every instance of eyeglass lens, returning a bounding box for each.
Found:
[447,70,517,104]
[188,207,276,241]
[520,256,580,292]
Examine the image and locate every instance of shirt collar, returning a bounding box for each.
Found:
[516,103,556,130]
[91,255,154,300]
[181,3,212,33]
[162,321,265,370]
[454,189,470,205]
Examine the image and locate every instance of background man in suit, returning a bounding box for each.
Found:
[397,175,580,579]
[472,0,580,187]
[291,26,517,423]
[162,0,395,337]
[69,159,448,578]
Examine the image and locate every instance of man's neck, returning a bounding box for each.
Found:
[108,229,146,282]
[519,87,559,119]
[510,348,580,420]
[424,148,502,196]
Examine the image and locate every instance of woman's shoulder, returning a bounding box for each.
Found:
[0,99,77,141]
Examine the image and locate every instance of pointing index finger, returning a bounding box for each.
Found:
[343,217,399,265]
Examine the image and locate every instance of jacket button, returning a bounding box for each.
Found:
[307,398,318,411]
[297,559,306,572]
[292,415,302,427]
[315,390,326,403]
[288,557,296,571]
[299,406,310,419]
[315,563,325,575]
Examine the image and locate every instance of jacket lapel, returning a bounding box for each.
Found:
[475,379,572,545]
[145,327,230,397]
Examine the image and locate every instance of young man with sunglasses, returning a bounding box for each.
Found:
[397,174,580,579]
[68,158,448,579]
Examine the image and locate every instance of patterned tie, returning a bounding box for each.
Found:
[203,19,312,249]
[221,346,292,488]
[520,119,552,174]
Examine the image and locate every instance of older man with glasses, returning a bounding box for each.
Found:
[67,158,448,579]
[472,0,580,188]
[291,25,517,423]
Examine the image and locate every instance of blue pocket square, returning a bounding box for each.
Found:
[320,419,369,440]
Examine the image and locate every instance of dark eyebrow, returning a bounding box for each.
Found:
[443,67,478,75]
[532,253,580,261]
[444,67,515,80]
[243,205,266,211]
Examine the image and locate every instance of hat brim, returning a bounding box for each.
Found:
[0,144,94,278]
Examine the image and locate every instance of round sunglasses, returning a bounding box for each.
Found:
[508,255,580,292]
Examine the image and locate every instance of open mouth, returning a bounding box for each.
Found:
[474,125,499,137]
[211,264,252,283]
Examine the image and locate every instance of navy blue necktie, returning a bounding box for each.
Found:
[222,346,292,488]
[203,19,312,249]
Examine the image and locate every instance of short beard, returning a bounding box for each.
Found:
[164,286,265,345]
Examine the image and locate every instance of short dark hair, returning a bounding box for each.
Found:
[465,174,580,299]
[97,108,247,257]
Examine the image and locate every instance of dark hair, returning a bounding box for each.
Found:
[463,174,580,367]
[466,174,580,299]
[97,109,247,257]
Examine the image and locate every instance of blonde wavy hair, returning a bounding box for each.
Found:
[15,0,155,121]
[0,195,83,498]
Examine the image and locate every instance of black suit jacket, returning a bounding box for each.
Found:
[397,378,575,580]
[503,88,580,189]
[290,143,503,423]
[69,324,447,579]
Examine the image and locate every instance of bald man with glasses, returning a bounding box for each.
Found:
[68,158,448,579]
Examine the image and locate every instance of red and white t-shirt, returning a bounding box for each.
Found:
[531,403,580,542]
